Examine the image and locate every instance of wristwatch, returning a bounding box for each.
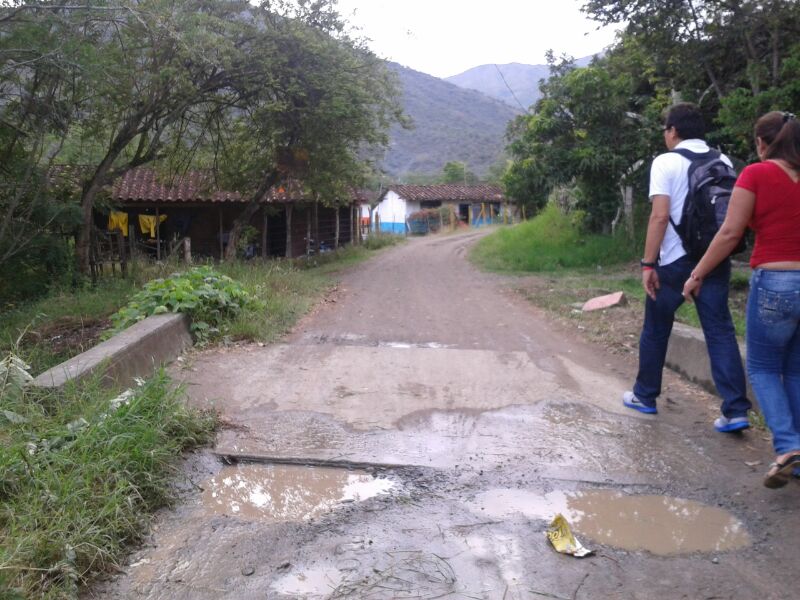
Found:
[640,260,657,268]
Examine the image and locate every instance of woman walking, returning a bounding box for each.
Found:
[682,111,800,488]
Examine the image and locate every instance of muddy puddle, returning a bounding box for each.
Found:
[201,464,395,523]
[471,489,751,555]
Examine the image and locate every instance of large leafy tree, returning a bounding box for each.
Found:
[68,0,250,274]
[505,54,651,231]
[212,1,403,258]
[0,2,91,278]
[505,1,800,233]
[581,1,800,121]
[1,0,403,275]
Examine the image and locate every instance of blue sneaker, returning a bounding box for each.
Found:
[622,391,657,414]
[714,416,750,433]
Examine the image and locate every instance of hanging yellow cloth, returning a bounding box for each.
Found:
[107,211,129,237]
[138,214,167,238]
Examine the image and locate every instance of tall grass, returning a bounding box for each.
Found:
[0,371,215,598]
[218,259,331,342]
[470,204,639,273]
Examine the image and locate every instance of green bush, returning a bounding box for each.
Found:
[110,266,264,342]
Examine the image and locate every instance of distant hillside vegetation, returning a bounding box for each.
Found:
[382,63,521,179]
[445,57,594,110]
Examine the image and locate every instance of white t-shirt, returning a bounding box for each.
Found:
[649,139,733,266]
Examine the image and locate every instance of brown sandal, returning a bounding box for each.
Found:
[764,454,800,489]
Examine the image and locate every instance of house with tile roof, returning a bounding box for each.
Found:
[105,168,366,259]
[373,184,511,233]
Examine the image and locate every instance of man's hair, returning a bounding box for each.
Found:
[664,103,706,140]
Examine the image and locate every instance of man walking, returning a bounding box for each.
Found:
[623,103,752,432]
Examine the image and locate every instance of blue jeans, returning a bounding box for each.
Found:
[746,269,800,455]
[633,256,751,417]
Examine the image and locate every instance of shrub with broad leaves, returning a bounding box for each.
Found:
[110,266,264,342]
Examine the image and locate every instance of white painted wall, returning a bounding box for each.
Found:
[374,190,405,225]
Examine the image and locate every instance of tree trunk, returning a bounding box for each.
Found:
[77,170,112,275]
[224,172,280,260]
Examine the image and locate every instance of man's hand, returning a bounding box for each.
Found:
[642,268,660,300]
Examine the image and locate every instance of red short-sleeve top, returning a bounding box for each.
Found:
[736,161,800,268]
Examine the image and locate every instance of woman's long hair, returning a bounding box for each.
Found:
[755,111,800,170]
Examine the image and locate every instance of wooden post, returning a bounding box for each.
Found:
[183,237,192,263]
[219,208,224,259]
[334,206,340,249]
[117,232,127,277]
[313,200,319,254]
[128,224,135,260]
[351,204,357,245]
[624,185,634,236]
[261,208,268,259]
[306,206,312,255]
[156,207,161,261]
[285,204,293,258]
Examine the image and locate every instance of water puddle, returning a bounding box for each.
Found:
[201,464,395,523]
[271,565,343,598]
[470,489,750,555]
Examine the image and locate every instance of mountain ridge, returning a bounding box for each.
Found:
[381,63,521,179]
[445,56,595,110]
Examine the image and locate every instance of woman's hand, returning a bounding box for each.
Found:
[682,277,702,303]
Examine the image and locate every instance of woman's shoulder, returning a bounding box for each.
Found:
[737,161,772,182]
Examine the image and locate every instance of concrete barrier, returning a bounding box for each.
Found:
[32,313,192,389]
[666,322,755,403]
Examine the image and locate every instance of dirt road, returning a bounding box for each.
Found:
[92,229,800,599]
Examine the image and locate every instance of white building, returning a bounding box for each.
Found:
[373,184,509,233]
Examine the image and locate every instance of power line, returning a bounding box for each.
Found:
[493,64,528,114]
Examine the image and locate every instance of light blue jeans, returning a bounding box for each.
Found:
[746,269,800,455]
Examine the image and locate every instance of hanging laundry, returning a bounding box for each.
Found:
[107,211,129,237]
[138,214,167,238]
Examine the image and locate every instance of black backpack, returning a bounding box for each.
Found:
[669,148,745,261]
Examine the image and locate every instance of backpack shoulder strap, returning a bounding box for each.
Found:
[670,147,718,162]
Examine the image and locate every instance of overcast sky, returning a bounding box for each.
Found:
[335,0,621,79]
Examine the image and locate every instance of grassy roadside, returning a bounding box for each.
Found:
[470,206,749,339]
[0,372,215,599]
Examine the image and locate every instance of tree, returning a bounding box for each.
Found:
[441,161,478,185]
[0,2,89,273]
[69,0,253,274]
[581,1,800,109]
[505,54,651,231]
[212,1,404,258]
